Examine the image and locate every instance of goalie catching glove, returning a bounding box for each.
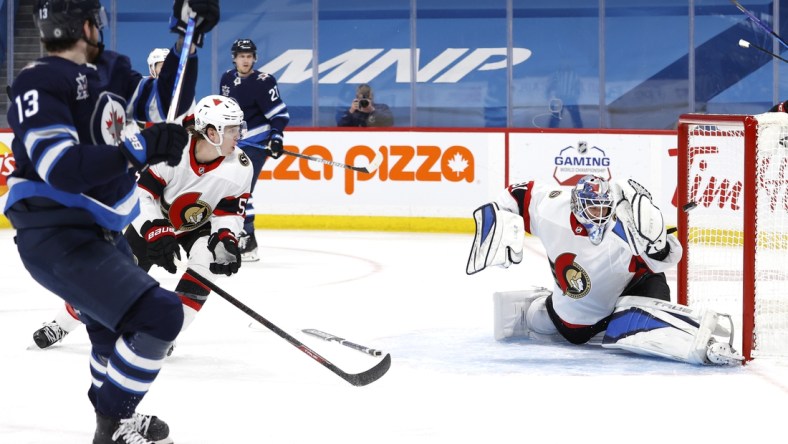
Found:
[208,228,241,276]
[612,179,668,259]
[466,202,525,275]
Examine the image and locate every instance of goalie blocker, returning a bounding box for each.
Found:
[466,203,524,275]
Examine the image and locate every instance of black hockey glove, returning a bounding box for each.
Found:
[120,123,188,171]
[141,219,181,274]
[170,0,220,47]
[207,228,241,276]
[268,132,284,159]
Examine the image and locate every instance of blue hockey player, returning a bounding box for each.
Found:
[4,1,219,443]
[219,38,290,262]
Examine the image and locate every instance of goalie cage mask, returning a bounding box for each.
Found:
[570,174,614,245]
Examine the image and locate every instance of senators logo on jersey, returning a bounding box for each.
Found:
[167,192,213,231]
[552,253,591,299]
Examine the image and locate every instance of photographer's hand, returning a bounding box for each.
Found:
[350,99,360,112]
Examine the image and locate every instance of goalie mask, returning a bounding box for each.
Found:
[570,175,614,245]
[194,95,247,154]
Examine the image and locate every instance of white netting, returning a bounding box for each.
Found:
[681,112,788,358]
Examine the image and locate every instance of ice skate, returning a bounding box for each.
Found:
[239,231,259,262]
[706,339,744,366]
[32,321,69,349]
[93,411,172,444]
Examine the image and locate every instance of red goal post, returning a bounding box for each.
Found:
[676,113,788,362]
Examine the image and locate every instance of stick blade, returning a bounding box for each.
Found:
[362,149,384,173]
[343,353,391,387]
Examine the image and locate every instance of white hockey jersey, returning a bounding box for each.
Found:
[132,138,254,237]
[495,180,682,326]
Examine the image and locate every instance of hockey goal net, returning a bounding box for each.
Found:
[677,113,788,361]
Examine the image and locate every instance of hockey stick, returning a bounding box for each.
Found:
[730,0,788,50]
[166,17,195,122]
[243,141,384,174]
[186,268,391,386]
[739,39,788,63]
[302,329,384,357]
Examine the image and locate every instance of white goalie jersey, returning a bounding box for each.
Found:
[495,180,682,326]
[132,137,254,237]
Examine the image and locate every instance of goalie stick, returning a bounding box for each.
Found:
[302,329,384,357]
[243,141,384,174]
[186,268,391,387]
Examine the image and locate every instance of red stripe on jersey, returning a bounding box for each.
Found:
[179,293,205,311]
[182,271,211,292]
[569,214,588,238]
[189,139,224,176]
[521,180,534,233]
[561,318,590,329]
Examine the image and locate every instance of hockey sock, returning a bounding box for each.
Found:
[92,332,172,418]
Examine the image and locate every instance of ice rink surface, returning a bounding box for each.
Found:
[2,229,788,443]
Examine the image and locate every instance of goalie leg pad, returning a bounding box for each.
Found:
[601,296,741,365]
[467,203,525,275]
[493,288,554,341]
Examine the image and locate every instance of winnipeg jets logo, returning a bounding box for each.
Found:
[92,92,128,145]
[233,76,242,86]
[257,72,270,82]
[221,85,230,96]
[76,73,88,100]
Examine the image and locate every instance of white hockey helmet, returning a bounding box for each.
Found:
[570,175,614,245]
[147,48,170,78]
[194,95,247,149]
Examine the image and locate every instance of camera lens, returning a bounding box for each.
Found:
[359,99,370,108]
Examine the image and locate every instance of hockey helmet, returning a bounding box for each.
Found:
[35,0,106,42]
[147,48,170,78]
[231,38,257,58]
[194,95,247,148]
[570,175,614,245]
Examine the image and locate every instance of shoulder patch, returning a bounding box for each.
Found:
[238,151,250,166]
[549,190,562,198]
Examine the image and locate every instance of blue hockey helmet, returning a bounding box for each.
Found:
[35,0,106,42]
[570,175,614,245]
